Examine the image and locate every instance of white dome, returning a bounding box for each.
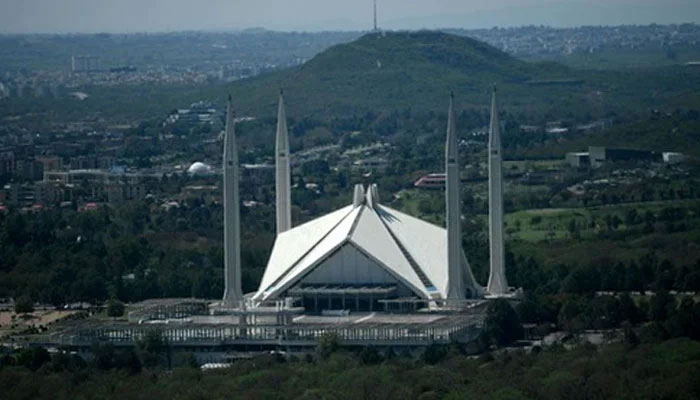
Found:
[187,162,213,175]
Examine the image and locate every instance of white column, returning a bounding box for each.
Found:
[223,95,243,306]
[487,88,509,295]
[446,93,465,300]
[275,90,292,234]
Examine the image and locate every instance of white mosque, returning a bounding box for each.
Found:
[221,89,511,311]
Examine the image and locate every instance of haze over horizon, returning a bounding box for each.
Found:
[1,0,700,34]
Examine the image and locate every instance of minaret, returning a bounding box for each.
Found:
[487,87,509,295]
[275,90,292,234]
[222,95,243,306]
[445,93,465,300]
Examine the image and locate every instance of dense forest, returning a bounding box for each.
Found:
[1,295,700,398]
[1,333,700,399]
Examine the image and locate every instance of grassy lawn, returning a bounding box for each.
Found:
[393,187,700,268]
[505,199,700,267]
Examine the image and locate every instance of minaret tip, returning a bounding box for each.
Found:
[276,91,292,234]
[228,93,232,102]
[280,88,284,96]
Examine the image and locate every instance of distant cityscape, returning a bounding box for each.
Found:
[461,24,700,58]
[1,24,699,101]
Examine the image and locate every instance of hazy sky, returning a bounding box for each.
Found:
[1,0,699,33]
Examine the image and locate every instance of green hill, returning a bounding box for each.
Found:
[5,31,697,129]
[227,31,581,117]
[223,31,699,121]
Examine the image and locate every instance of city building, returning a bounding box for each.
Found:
[662,152,687,164]
[413,173,446,189]
[0,181,71,207]
[242,163,275,185]
[0,151,44,181]
[567,146,663,168]
[165,101,219,126]
[70,155,115,170]
[566,152,590,168]
[71,56,100,72]
[352,157,389,171]
[187,161,214,175]
[36,156,64,172]
[589,146,660,168]
[43,169,157,204]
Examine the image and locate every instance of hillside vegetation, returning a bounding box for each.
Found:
[2,339,699,400]
[224,31,700,121]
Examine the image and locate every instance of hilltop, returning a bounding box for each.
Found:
[224,31,699,121]
[227,31,578,118]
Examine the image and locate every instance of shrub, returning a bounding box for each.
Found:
[14,296,34,314]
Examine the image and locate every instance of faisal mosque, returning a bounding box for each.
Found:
[221,88,512,312]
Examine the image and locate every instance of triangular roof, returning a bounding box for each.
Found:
[375,205,448,295]
[256,205,355,295]
[253,186,483,303]
[349,206,427,297]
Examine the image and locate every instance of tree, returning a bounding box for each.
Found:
[47,352,87,373]
[114,349,142,375]
[649,291,675,322]
[612,215,622,230]
[92,343,116,370]
[558,297,585,334]
[176,352,199,369]
[422,343,448,365]
[561,267,600,294]
[684,269,700,292]
[624,261,644,293]
[585,296,622,329]
[138,329,166,368]
[625,208,639,226]
[618,293,642,324]
[622,321,639,347]
[516,297,540,323]
[2,212,28,247]
[567,219,579,239]
[16,347,50,371]
[14,295,34,314]
[317,332,340,359]
[359,346,383,365]
[485,299,523,346]
[644,210,656,225]
[107,298,125,318]
[654,260,676,291]
[418,199,433,215]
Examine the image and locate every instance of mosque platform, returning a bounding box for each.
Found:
[41,299,487,351]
